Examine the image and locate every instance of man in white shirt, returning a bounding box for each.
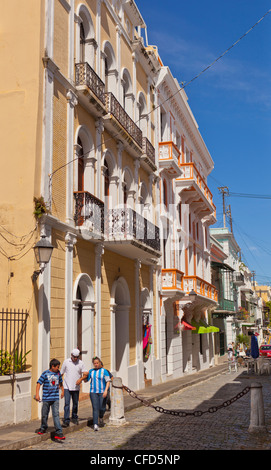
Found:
[61,349,88,427]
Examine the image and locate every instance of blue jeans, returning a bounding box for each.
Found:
[64,389,79,423]
[41,400,62,435]
[90,392,107,426]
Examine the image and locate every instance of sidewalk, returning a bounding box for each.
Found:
[0,362,228,450]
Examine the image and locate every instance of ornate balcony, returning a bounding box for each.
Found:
[142,137,157,172]
[183,275,218,302]
[104,92,142,154]
[104,207,160,260]
[176,163,216,221]
[75,62,106,116]
[161,269,184,297]
[158,141,182,178]
[233,272,245,286]
[74,191,104,238]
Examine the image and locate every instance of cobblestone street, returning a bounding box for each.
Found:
[24,369,271,451]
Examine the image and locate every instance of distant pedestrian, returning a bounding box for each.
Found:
[78,356,111,431]
[61,349,88,427]
[35,358,65,440]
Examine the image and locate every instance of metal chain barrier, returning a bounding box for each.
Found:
[113,383,251,418]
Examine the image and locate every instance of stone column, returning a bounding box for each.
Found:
[95,243,104,357]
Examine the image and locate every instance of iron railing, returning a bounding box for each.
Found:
[74,191,104,236]
[105,207,160,252]
[75,62,106,105]
[0,308,29,375]
[105,92,143,148]
[142,137,156,166]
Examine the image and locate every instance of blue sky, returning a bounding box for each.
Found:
[135,0,271,285]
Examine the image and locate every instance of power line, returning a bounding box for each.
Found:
[229,192,271,200]
[48,8,271,186]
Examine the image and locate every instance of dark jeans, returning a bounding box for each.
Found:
[41,400,62,435]
[64,389,79,423]
[90,392,107,426]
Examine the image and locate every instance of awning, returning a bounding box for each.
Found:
[181,319,196,331]
[191,319,219,334]
[200,320,219,333]
[191,319,209,334]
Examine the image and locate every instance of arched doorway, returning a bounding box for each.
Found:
[141,288,152,382]
[73,274,95,389]
[111,277,130,385]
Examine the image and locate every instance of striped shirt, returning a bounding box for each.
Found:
[37,370,62,401]
[87,368,111,394]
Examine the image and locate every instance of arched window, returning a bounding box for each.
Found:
[80,23,86,62]
[77,137,84,192]
[103,42,117,95]
[163,179,168,208]
[138,92,148,137]
[104,159,110,199]
[77,5,95,67]
[121,69,133,117]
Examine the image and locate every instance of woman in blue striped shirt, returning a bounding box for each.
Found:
[81,357,111,431]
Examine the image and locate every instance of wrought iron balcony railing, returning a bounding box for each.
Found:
[74,191,104,236]
[104,92,142,148]
[105,207,160,252]
[75,62,106,105]
[142,137,156,166]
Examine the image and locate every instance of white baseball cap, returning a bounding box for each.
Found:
[71,348,80,357]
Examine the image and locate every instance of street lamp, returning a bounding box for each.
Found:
[188,289,197,302]
[32,235,54,282]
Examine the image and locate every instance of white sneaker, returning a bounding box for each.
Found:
[94,424,99,431]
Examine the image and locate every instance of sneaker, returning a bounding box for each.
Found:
[99,418,104,427]
[62,421,70,428]
[94,424,99,431]
[37,429,46,435]
[54,434,66,441]
[71,418,79,425]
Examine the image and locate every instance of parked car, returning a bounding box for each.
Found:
[259,345,271,357]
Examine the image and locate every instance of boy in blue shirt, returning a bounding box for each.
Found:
[35,358,65,440]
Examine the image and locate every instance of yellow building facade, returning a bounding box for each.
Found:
[0,0,219,426]
[0,0,161,422]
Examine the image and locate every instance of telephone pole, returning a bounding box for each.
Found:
[218,186,229,228]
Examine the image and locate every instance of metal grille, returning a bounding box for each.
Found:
[0,308,29,375]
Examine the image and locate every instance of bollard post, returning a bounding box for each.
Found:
[248,382,267,433]
[109,377,126,426]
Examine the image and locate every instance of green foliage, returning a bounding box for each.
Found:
[236,334,249,347]
[33,196,49,220]
[0,350,31,375]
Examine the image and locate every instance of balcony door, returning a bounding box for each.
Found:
[80,23,86,63]
[77,5,95,68]
[78,137,84,192]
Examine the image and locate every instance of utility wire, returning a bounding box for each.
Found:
[48,8,271,184]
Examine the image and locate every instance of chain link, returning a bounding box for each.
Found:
[112,384,251,418]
